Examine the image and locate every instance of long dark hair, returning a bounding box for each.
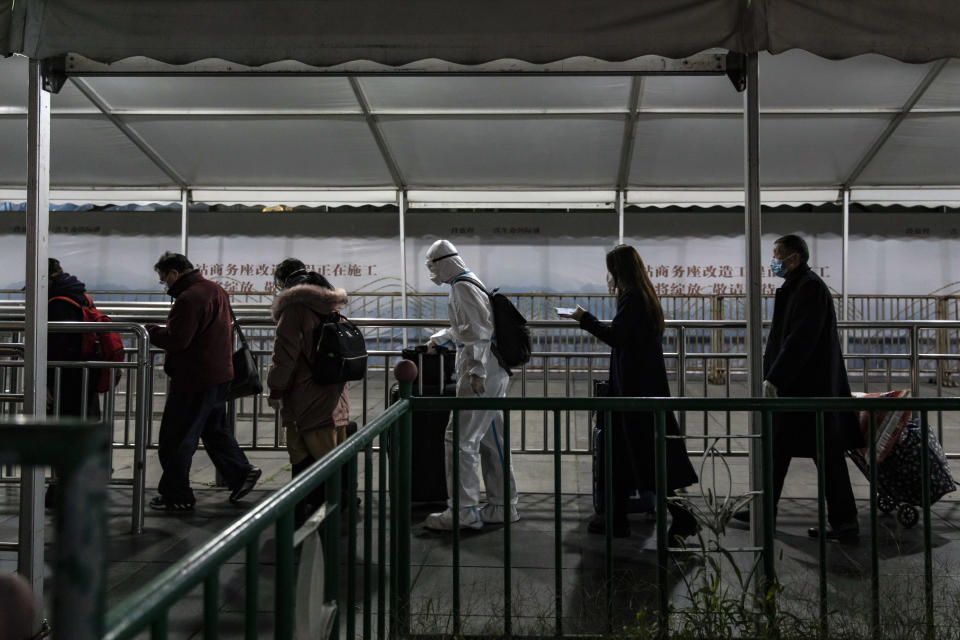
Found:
[605,244,665,335]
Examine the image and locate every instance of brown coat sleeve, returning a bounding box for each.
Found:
[267,304,305,396]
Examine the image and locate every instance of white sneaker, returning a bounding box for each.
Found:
[480,504,520,524]
[424,507,483,531]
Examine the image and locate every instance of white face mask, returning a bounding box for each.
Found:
[425,259,444,285]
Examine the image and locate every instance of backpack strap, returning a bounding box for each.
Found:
[50,294,95,308]
[451,275,490,296]
[49,295,82,309]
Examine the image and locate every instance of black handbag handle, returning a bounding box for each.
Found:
[228,304,250,349]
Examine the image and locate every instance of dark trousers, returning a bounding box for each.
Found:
[772,434,858,531]
[157,382,251,504]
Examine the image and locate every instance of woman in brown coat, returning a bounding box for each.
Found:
[267,259,351,525]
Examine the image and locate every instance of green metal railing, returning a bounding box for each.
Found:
[1,418,110,640]
[101,383,960,639]
[103,394,413,640]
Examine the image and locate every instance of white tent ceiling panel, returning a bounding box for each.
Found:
[82,76,361,113]
[378,117,623,187]
[121,116,393,187]
[0,54,26,108]
[51,116,173,186]
[359,76,632,112]
[754,52,932,110]
[0,118,27,184]
[915,59,960,109]
[0,115,172,186]
[628,115,889,188]
[858,116,960,186]
[640,75,741,110]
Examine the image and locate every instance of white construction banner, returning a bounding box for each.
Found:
[0,210,957,297]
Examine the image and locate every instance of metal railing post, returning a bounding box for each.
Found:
[132,325,150,534]
[396,373,413,635]
[654,409,669,638]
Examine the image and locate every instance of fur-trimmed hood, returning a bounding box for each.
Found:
[271,284,347,321]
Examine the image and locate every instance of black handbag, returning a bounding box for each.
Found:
[227,306,263,401]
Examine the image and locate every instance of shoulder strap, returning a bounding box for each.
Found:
[451,275,490,296]
[228,304,249,348]
[49,295,82,309]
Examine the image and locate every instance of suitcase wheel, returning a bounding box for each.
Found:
[878,494,897,514]
[897,504,919,528]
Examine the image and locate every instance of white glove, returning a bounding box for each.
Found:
[469,374,485,396]
[762,380,778,398]
[424,341,437,355]
[268,396,284,411]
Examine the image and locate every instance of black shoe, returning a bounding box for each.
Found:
[229,467,262,503]
[149,495,195,512]
[587,515,630,538]
[807,526,859,545]
[731,508,750,524]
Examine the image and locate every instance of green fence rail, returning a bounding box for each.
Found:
[1,418,110,640]
[101,378,960,639]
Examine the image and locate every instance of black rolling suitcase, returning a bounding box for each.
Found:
[592,379,656,515]
[390,345,456,503]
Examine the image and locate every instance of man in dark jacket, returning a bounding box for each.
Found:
[751,234,863,543]
[47,258,100,420]
[145,252,260,511]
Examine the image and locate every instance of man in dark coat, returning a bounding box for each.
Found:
[145,252,260,511]
[756,234,863,543]
[47,258,100,420]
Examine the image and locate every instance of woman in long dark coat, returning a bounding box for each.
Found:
[563,244,698,541]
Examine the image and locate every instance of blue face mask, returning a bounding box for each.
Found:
[769,254,794,278]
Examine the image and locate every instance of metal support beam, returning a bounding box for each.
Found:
[68,77,190,189]
[742,52,768,598]
[615,77,644,189]
[19,58,50,619]
[17,105,960,117]
[841,60,948,189]
[180,189,190,255]
[64,52,729,76]
[349,78,406,189]
[398,190,408,348]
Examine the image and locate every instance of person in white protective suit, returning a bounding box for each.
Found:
[422,239,520,530]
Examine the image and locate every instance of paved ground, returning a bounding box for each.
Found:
[2,372,960,637]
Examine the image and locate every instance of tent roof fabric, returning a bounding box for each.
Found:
[3,50,960,204]
[3,1,960,66]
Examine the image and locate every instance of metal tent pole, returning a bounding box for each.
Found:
[743,52,771,594]
[180,189,190,255]
[617,191,625,245]
[399,190,408,348]
[19,58,51,613]
[842,189,850,351]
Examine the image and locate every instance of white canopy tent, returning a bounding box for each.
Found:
[2,51,960,205]
[4,0,960,618]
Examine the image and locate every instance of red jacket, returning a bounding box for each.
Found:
[148,270,234,393]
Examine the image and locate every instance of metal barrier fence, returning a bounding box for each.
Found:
[1,418,110,640]
[0,320,152,533]
[1,317,959,537]
[99,378,960,639]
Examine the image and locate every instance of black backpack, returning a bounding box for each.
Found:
[311,312,368,384]
[453,277,532,372]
